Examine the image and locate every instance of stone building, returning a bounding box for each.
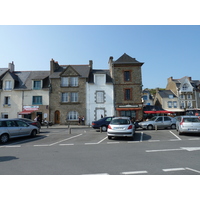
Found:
[49,59,92,125]
[108,53,144,120]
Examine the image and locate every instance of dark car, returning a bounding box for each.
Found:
[92,116,114,132]
[12,118,41,132]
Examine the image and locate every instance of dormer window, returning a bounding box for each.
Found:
[33,80,42,90]
[169,94,173,99]
[182,83,188,91]
[4,80,12,90]
[61,77,78,87]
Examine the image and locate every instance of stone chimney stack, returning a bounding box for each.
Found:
[108,56,114,78]
[8,61,15,72]
[50,59,60,74]
[89,60,93,70]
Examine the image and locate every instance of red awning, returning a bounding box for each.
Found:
[19,109,36,115]
[144,110,174,114]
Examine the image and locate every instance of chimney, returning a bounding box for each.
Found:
[8,61,15,72]
[167,76,173,83]
[50,59,60,74]
[89,60,93,70]
[108,56,114,78]
[188,77,192,81]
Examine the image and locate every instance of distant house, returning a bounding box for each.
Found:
[0,62,50,120]
[142,90,154,106]
[109,53,144,120]
[86,69,114,125]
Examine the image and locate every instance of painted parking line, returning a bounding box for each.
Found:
[121,170,148,175]
[0,145,21,148]
[163,168,185,172]
[85,136,108,145]
[169,131,181,140]
[34,133,83,147]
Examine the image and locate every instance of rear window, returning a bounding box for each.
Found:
[110,119,130,125]
[183,117,200,123]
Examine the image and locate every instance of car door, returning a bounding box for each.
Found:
[15,120,31,136]
[5,120,21,138]
[154,117,163,128]
[164,116,172,128]
[105,117,113,126]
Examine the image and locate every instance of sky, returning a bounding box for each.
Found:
[1,1,200,90]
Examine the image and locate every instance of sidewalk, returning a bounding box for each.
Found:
[41,124,91,129]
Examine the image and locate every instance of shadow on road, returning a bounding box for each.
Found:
[0,156,19,162]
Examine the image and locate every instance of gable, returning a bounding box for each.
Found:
[60,65,80,77]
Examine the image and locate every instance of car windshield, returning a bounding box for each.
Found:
[183,118,200,123]
[150,116,157,121]
[110,119,130,125]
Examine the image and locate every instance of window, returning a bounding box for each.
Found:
[67,111,78,120]
[182,83,188,90]
[96,91,105,103]
[169,95,173,99]
[168,101,172,108]
[124,89,131,100]
[4,81,12,90]
[124,71,131,82]
[61,77,78,87]
[70,77,78,87]
[71,92,78,102]
[33,80,42,89]
[61,93,69,102]
[173,101,177,108]
[164,117,171,121]
[187,94,192,99]
[61,77,69,87]
[4,96,11,106]
[32,96,42,105]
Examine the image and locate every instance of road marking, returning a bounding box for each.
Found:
[180,147,200,151]
[169,131,181,140]
[169,139,181,141]
[107,142,120,144]
[0,145,21,148]
[185,167,200,174]
[140,132,143,142]
[97,136,108,144]
[49,134,83,146]
[82,173,109,175]
[163,168,185,172]
[188,138,200,140]
[121,171,148,175]
[148,140,160,142]
[146,148,183,153]
[127,141,140,143]
[59,144,74,146]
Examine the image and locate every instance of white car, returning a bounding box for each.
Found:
[138,116,176,130]
[107,117,135,139]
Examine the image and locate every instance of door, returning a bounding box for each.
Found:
[154,116,163,128]
[55,110,60,124]
[5,120,21,138]
[96,109,105,120]
[163,116,172,128]
[15,120,31,136]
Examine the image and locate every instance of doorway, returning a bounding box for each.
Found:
[55,110,60,124]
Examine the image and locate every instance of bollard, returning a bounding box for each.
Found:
[69,128,71,134]
[100,127,102,133]
[155,125,157,131]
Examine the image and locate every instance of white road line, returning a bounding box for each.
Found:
[49,133,83,146]
[185,167,200,174]
[148,140,160,142]
[0,145,21,148]
[59,144,74,146]
[82,173,109,175]
[34,144,50,147]
[85,143,98,145]
[188,138,200,140]
[97,136,108,144]
[107,142,120,144]
[121,171,148,175]
[163,168,185,172]
[169,131,181,140]
[140,132,143,142]
[127,141,140,143]
[146,148,183,153]
[169,139,181,141]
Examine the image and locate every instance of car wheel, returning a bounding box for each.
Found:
[31,130,37,137]
[171,124,176,129]
[0,134,9,143]
[101,126,107,132]
[147,125,153,130]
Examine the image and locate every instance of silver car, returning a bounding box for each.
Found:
[138,116,176,130]
[0,119,39,144]
[176,116,200,135]
[107,117,135,139]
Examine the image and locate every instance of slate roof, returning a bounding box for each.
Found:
[88,69,113,83]
[50,65,90,79]
[114,53,144,65]
[158,90,177,98]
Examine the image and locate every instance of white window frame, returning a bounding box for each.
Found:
[61,77,69,87]
[61,93,69,102]
[71,92,78,102]
[67,111,79,120]
[168,101,172,108]
[96,91,105,103]
[70,77,78,87]
[4,80,12,90]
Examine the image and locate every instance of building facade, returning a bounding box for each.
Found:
[86,69,114,125]
[109,53,144,120]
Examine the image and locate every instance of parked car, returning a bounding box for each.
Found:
[0,119,39,144]
[138,116,176,130]
[107,117,135,139]
[92,116,114,132]
[176,116,200,135]
[13,118,41,132]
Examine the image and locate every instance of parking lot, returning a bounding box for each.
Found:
[1,126,200,147]
[1,126,200,175]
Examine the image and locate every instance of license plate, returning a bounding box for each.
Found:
[114,127,124,130]
[188,129,198,131]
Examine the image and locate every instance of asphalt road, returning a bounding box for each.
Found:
[1,127,200,175]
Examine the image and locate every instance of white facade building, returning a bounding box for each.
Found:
[86,70,114,125]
